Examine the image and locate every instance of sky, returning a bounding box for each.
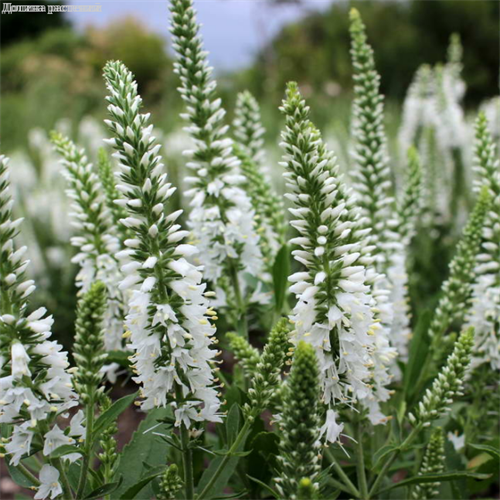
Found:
[66,0,331,71]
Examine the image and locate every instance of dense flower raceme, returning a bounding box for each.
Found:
[428,188,490,356]
[51,133,126,352]
[280,82,396,431]
[233,91,287,266]
[409,328,475,426]
[349,8,398,270]
[389,147,423,361]
[349,9,415,363]
[412,428,446,500]
[275,341,322,500]
[103,60,222,426]
[434,34,467,153]
[0,155,81,494]
[465,113,500,370]
[399,64,436,155]
[169,0,263,286]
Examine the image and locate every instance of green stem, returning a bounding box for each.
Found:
[180,423,194,500]
[368,425,422,499]
[326,476,357,495]
[228,260,247,338]
[356,422,369,500]
[197,420,251,499]
[16,461,41,486]
[325,448,361,498]
[76,400,95,499]
[52,457,74,500]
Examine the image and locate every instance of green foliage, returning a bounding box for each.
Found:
[246,0,499,103]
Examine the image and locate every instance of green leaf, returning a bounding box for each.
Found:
[84,478,122,499]
[371,444,399,471]
[213,491,248,499]
[49,444,81,459]
[272,245,290,314]
[404,311,431,402]
[197,427,251,499]
[105,350,131,368]
[470,443,500,461]
[6,461,35,488]
[376,470,492,495]
[247,432,279,482]
[113,408,171,499]
[119,471,163,500]
[92,391,137,439]
[226,403,241,445]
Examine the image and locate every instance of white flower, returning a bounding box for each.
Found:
[447,431,465,451]
[69,410,86,439]
[43,425,78,461]
[11,342,31,378]
[34,465,63,500]
[320,409,344,444]
[4,422,34,465]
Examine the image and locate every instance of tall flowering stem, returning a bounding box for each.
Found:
[397,147,423,245]
[390,147,423,361]
[280,82,396,428]
[0,155,79,498]
[73,281,108,498]
[274,341,322,500]
[233,90,266,165]
[96,147,129,241]
[409,328,474,427]
[412,428,446,500]
[103,60,224,498]
[169,0,263,321]
[349,9,415,368]
[51,133,125,352]
[428,188,490,358]
[465,113,500,370]
[233,91,287,263]
[349,8,396,269]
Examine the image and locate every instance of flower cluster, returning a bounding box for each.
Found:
[349,9,415,364]
[429,187,490,359]
[390,147,423,360]
[412,428,446,500]
[409,328,474,426]
[275,341,322,500]
[280,82,396,428]
[233,91,287,266]
[349,8,397,270]
[244,318,291,421]
[103,60,222,427]
[0,155,79,491]
[169,0,263,285]
[233,90,266,166]
[465,113,500,370]
[72,281,108,403]
[51,133,125,352]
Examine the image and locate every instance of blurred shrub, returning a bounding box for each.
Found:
[244,0,499,104]
[1,18,173,152]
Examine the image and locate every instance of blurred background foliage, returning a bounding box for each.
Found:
[1,0,499,153]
